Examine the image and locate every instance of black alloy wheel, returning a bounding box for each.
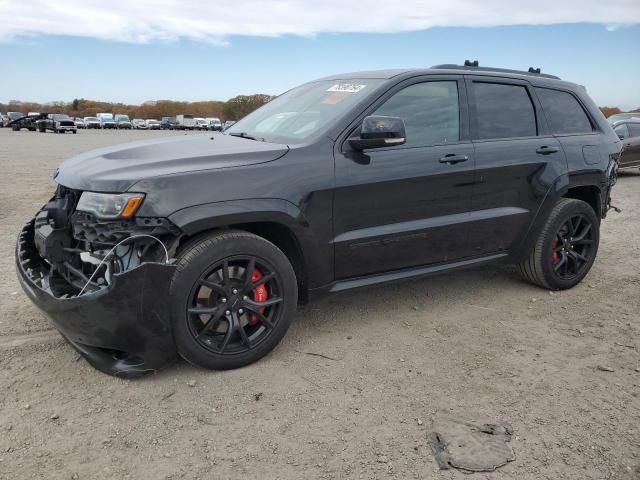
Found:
[170,230,297,370]
[187,256,283,355]
[550,214,595,280]
[518,198,600,290]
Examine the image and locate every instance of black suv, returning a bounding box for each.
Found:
[16,63,621,377]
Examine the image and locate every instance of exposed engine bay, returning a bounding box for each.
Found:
[26,186,180,298]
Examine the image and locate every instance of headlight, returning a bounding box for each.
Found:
[76,192,145,219]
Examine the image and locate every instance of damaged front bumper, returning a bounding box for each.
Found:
[16,220,178,377]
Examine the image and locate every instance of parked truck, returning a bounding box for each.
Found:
[175,114,195,130]
[36,113,77,134]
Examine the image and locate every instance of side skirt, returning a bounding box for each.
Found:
[308,252,508,299]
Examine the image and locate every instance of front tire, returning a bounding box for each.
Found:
[170,230,297,370]
[518,198,599,290]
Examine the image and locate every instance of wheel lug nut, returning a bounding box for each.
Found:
[221,298,227,303]
[238,308,244,314]
[225,310,231,316]
[243,296,248,300]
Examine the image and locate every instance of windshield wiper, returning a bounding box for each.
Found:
[227,132,264,142]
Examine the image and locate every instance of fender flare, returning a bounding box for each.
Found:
[512,174,569,261]
[513,173,603,262]
[168,198,310,235]
[167,198,331,289]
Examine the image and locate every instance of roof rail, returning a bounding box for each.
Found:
[431,61,561,80]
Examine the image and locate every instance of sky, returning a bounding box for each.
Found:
[0,1,639,109]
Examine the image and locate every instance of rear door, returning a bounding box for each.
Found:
[466,77,567,255]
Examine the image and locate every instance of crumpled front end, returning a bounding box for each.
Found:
[15,186,181,377]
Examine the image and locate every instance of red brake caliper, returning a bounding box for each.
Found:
[551,241,560,263]
[250,268,267,325]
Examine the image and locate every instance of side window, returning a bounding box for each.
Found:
[627,123,640,138]
[614,123,630,139]
[373,81,460,147]
[472,82,537,140]
[535,88,594,135]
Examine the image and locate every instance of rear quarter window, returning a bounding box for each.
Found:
[535,88,594,135]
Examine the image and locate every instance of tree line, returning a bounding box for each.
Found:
[1,97,637,121]
[0,94,274,121]
[599,106,639,118]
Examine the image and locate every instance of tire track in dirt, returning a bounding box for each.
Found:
[0,329,60,349]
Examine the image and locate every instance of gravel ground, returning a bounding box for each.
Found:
[0,128,638,480]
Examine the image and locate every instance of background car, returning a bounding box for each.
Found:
[74,117,85,129]
[160,117,177,129]
[612,120,640,169]
[194,118,209,130]
[132,118,147,129]
[97,113,117,129]
[145,119,161,130]
[206,117,223,131]
[222,120,236,130]
[115,114,132,129]
[83,117,101,129]
[607,112,640,125]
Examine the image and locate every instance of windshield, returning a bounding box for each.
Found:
[115,115,129,121]
[226,79,383,143]
[85,117,99,121]
[8,112,22,119]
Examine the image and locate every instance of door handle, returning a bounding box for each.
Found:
[536,146,560,155]
[439,154,469,164]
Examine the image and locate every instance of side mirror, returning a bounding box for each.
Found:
[348,115,406,150]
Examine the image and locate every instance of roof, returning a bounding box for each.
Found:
[315,63,579,89]
[612,118,640,126]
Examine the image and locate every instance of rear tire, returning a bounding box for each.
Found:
[170,230,297,370]
[518,198,599,290]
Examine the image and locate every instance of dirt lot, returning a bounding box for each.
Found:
[0,128,638,479]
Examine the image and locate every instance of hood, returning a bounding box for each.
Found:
[54,133,289,192]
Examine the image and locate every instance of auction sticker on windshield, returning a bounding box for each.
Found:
[327,83,367,93]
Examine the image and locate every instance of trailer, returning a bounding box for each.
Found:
[8,113,47,132]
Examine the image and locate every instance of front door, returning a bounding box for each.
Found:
[333,77,476,279]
